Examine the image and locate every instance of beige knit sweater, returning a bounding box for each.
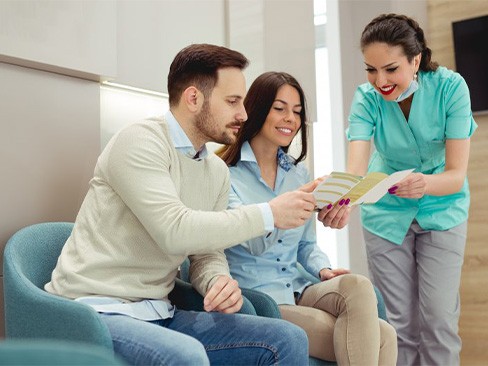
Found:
[45,118,266,302]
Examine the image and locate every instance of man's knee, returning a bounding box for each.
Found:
[177,343,210,366]
[115,333,210,366]
[280,318,308,340]
[263,318,308,352]
[275,320,309,360]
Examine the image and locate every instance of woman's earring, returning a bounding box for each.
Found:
[414,72,418,81]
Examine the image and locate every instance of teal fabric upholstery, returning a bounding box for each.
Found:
[0,340,126,365]
[3,222,226,350]
[180,258,388,366]
[177,258,258,315]
[3,222,114,349]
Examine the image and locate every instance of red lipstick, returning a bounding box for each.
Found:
[378,85,396,96]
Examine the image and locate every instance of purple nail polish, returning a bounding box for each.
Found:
[345,198,350,205]
[327,204,333,209]
[339,199,345,206]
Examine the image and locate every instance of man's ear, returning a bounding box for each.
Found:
[182,86,203,113]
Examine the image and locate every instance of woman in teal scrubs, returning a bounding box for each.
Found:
[344,13,477,366]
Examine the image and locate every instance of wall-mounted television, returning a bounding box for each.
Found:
[452,14,488,115]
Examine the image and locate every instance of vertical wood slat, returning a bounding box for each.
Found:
[427,1,488,364]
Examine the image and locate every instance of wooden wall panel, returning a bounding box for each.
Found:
[427,1,488,364]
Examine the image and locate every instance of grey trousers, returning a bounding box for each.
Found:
[363,220,467,366]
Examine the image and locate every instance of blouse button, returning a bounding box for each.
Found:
[286,283,291,288]
[278,239,283,243]
[282,267,286,271]
[276,258,280,262]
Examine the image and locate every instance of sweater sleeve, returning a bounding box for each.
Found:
[189,171,233,296]
[102,122,266,256]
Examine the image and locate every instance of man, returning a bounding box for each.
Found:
[46,44,317,365]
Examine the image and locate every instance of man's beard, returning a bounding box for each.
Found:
[195,101,241,145]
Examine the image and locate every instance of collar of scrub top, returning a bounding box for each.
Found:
[165,110,208,160]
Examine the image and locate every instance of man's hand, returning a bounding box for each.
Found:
[203,275,243,314]
[269,180,318,229]
[317,201,352,229]
[319,267,350,281]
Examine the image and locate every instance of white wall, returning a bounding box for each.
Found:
[228,0,316,172]
[0,0,116,80]
[115,0,226,93]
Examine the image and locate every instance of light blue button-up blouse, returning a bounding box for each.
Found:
[225,142,331,305]
[347,66,477,244]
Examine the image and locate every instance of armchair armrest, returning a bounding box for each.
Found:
[169,277,206,311]
[169,277,257,316]
[241,288,281,319]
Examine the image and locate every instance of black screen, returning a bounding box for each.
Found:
[452,15,488,113]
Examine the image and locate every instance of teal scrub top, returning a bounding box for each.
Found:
[346,66,477,244]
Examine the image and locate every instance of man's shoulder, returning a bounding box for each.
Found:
[206,151,229,173]
[112,117,170,145]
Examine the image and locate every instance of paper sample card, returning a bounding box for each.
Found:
[313,169,414,209]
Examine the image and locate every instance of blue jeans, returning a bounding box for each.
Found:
[101,309,308,365]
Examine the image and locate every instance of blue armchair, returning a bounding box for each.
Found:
[3,222,114,348]
[0,340,126,365]
[180,258,388,366]
[2,222,229,351]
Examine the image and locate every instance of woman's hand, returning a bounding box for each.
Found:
[389,172,427,198]
[317,201,352,229]
[319,267,350,281]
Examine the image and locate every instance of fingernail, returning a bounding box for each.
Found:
[327,204,333,209]
[345,198,350,205]
[339,199,345,206]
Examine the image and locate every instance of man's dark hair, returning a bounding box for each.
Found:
[167,44,249,106]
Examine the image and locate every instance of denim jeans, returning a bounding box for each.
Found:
[101,309,309,365]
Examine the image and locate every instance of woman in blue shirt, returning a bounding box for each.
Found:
[218,72,397,365]
[344,14,477,366]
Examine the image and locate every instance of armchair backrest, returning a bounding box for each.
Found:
[3,222,113,349]
[6,222,73,289]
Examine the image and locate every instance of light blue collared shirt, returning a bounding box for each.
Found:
[165,110,209,160]
[225,142,331,305]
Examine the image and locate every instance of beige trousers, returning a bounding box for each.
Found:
[279,274,397,365]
